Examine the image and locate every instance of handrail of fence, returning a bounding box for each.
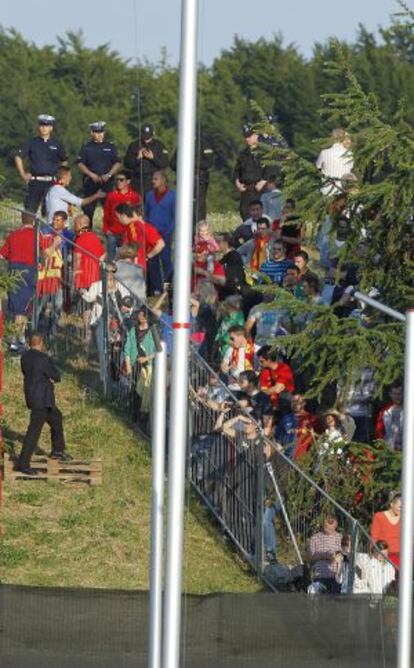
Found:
[0,202,397,596]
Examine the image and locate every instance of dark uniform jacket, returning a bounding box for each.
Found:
[124,138,169,187]
[233,146,265,185]
[77,140,119,177]
[21,348,61,410]
[170,144,214,185]
[15,136,67,177]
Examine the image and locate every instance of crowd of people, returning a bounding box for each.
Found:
[0,115,402,592]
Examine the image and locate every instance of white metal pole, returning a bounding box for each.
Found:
[352,290,406,323]
[397,309,414,668]
[162,1,198,668]
[148,342,167,668]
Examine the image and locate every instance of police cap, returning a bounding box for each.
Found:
[242,124,254,138]
[37,114,56,126]
[90,121,106,132]
[141,124,154,139]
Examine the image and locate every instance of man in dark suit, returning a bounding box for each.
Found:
[17,333,71,475]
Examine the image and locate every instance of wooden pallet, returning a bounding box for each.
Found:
[3,453,102,485]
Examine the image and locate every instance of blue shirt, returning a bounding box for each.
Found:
[76,140,119,175]
[259,258,294,285]
[144,189,176,238]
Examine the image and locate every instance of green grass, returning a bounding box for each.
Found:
[0,354,260,593]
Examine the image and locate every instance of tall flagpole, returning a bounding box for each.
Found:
[162,2,199,668]
[397,310,414,668]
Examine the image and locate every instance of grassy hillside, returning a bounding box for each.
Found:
[0,353,260,593]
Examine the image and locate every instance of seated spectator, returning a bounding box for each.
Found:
[45,166,105,225]
[194,220,219,254]
[245,294,289,346]
[308,515,342,594]
[371,491,401,567]
[102,170,141,261]
[115,202,165,276]
[214,296,245,357]
[220,325,259,391]
[375,384,403,451]
[259,241,294,286]
[233,200,271,247]
[217,232,246,298]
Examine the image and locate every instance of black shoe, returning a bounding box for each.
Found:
[16,467,38,476]
[49,452,73,462]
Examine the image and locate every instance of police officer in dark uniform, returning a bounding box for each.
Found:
[124,124,169,198]
[233,125,267,220]
[77,121,121,225]
[170,139,214,222]
[14,114,67,214]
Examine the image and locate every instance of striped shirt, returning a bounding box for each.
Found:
[259,257,294,285]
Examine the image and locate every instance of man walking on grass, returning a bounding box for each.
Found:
[17,332,71,475]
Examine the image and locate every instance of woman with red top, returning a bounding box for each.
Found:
[371,492,401,568]
[102,170,141,261]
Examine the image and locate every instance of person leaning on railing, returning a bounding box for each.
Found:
[370,491,401,568]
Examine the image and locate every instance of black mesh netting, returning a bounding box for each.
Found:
[0,585,402,667]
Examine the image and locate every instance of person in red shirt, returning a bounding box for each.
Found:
[73,214,106,341]
[102,170,141,261]
[291,394,318,460]
[0,212,36,351]
[259,349,294,409]
[192,241,225,297]
[115,202,165,278]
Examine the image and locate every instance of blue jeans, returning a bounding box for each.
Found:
[264,503,279,556]
[147,236,173,294]
[106,233,124,262]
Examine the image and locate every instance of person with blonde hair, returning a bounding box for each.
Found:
[316,128,354,195]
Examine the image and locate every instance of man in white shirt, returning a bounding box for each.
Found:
[316,129,354,195]
[45,166,105,225]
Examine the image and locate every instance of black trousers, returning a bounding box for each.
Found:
[239,186,259,220]
[24,181,52,214]
[194,180,208,222]
[82,177,114,226]
[19,406,65,469]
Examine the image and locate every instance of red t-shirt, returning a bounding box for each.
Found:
[191,260,225,294]
[267,362,295,407]
[0,226,36,265]
[371,511,400,557]
[122,219,162,272]
[102,188,141,235]
[73,230,105,289]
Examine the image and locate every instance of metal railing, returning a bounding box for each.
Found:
[0,202,398,595]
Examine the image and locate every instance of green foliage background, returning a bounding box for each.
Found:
[1,13,414,210]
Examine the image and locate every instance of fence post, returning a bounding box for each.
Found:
[347,519,359,594]
[100,264,109,399]
[32,216,40,331]
[254,440,265,577]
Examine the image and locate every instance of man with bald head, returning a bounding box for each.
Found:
[17,332,70,475]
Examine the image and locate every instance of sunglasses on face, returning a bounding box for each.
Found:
[116,177,127,182]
